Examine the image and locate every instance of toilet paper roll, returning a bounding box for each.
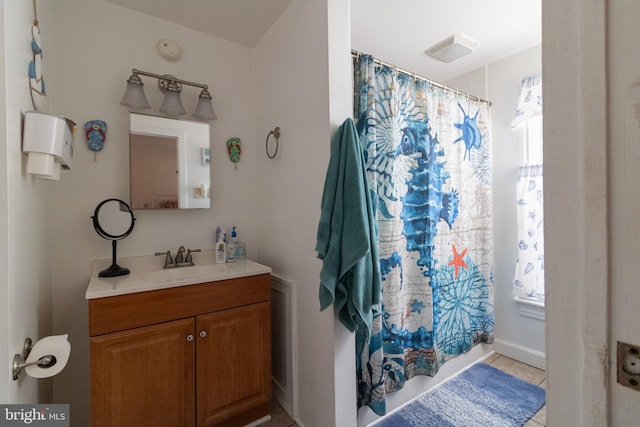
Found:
[24,334,71,379]
[26,152,58,179]
[39,162,61,181]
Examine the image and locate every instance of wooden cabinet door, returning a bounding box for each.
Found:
[91,318,195,427]
[196,302,271,427]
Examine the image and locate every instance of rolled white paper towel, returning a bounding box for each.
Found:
[39,162,61,181]
[26,152,56,177]
[24,334,71,378]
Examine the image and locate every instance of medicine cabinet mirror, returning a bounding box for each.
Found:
[129,113,210,209]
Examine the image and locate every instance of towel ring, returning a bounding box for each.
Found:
[266,126,280,159]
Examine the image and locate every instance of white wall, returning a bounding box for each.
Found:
[254,1,341,425]
[326,1,360,426]
[486,46,545,369]
[47,1,258,425]
[2,0,55,404]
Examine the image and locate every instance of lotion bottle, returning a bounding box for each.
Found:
[215,231,226,264]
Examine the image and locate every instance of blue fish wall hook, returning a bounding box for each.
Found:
[85,120,107,161]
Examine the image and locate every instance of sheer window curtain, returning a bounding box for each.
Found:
[512,73,544,304]
[511,73,542,128]
[514,165,544,303]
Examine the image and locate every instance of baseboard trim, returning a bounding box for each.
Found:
[272,378,292,416]
[270,273,295,417]
[493,337,546,370]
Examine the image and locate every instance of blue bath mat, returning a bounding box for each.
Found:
[372,362,545,427]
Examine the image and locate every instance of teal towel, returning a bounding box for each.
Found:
[316,118,381,334]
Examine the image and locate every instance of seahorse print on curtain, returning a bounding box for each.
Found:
[353,54,494,415]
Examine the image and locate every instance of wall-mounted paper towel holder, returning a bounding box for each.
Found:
[12,337,56,380]
[22,111,75,181]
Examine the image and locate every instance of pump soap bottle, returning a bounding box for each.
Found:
[234,228,246,261]
[226,226,237,263]
[215,228,226,264]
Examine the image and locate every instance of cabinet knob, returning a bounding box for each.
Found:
[199,330,207,338]
[187,334,194,342]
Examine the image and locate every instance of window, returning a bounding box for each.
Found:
[524,115,543,165]
[513,74,545,306]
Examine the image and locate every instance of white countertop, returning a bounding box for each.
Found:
[85,251,271,300]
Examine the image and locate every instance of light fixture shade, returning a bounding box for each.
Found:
[120,80,151,109]
[159,90,186,117]
[425,34,479,63]
[121,69,215,119]
[192,89,217,121]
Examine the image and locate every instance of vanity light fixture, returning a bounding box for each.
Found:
[120,69,217,121]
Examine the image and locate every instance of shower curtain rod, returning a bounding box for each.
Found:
[351,49,492,106]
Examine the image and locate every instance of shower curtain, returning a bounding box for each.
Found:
[353,54,494,415]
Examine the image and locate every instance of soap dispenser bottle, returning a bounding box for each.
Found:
[226,227,237,263]
[234,228,246,261]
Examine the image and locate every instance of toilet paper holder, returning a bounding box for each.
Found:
[12,337,57,381]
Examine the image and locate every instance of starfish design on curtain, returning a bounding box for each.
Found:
[448,244,468,279]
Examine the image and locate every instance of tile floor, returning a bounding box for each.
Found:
[260,353,546,427]
[259,399,297,427]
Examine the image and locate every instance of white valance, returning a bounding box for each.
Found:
[511,73,542,128]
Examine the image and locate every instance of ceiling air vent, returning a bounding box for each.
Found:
[425,34,479,63]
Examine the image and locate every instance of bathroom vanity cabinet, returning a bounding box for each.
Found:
[87,260,271,427]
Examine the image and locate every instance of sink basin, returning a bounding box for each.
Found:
[141,268,205,284]
[141,263,249,284]
[86,252,272,300]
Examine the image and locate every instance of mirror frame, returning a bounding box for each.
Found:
[92,198,136,240]
[129,113,211,210]
[91,198,135,277]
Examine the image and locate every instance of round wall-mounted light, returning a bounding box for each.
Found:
[156,38,182,62]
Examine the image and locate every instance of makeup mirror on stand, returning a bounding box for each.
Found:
[91,198,136,277]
